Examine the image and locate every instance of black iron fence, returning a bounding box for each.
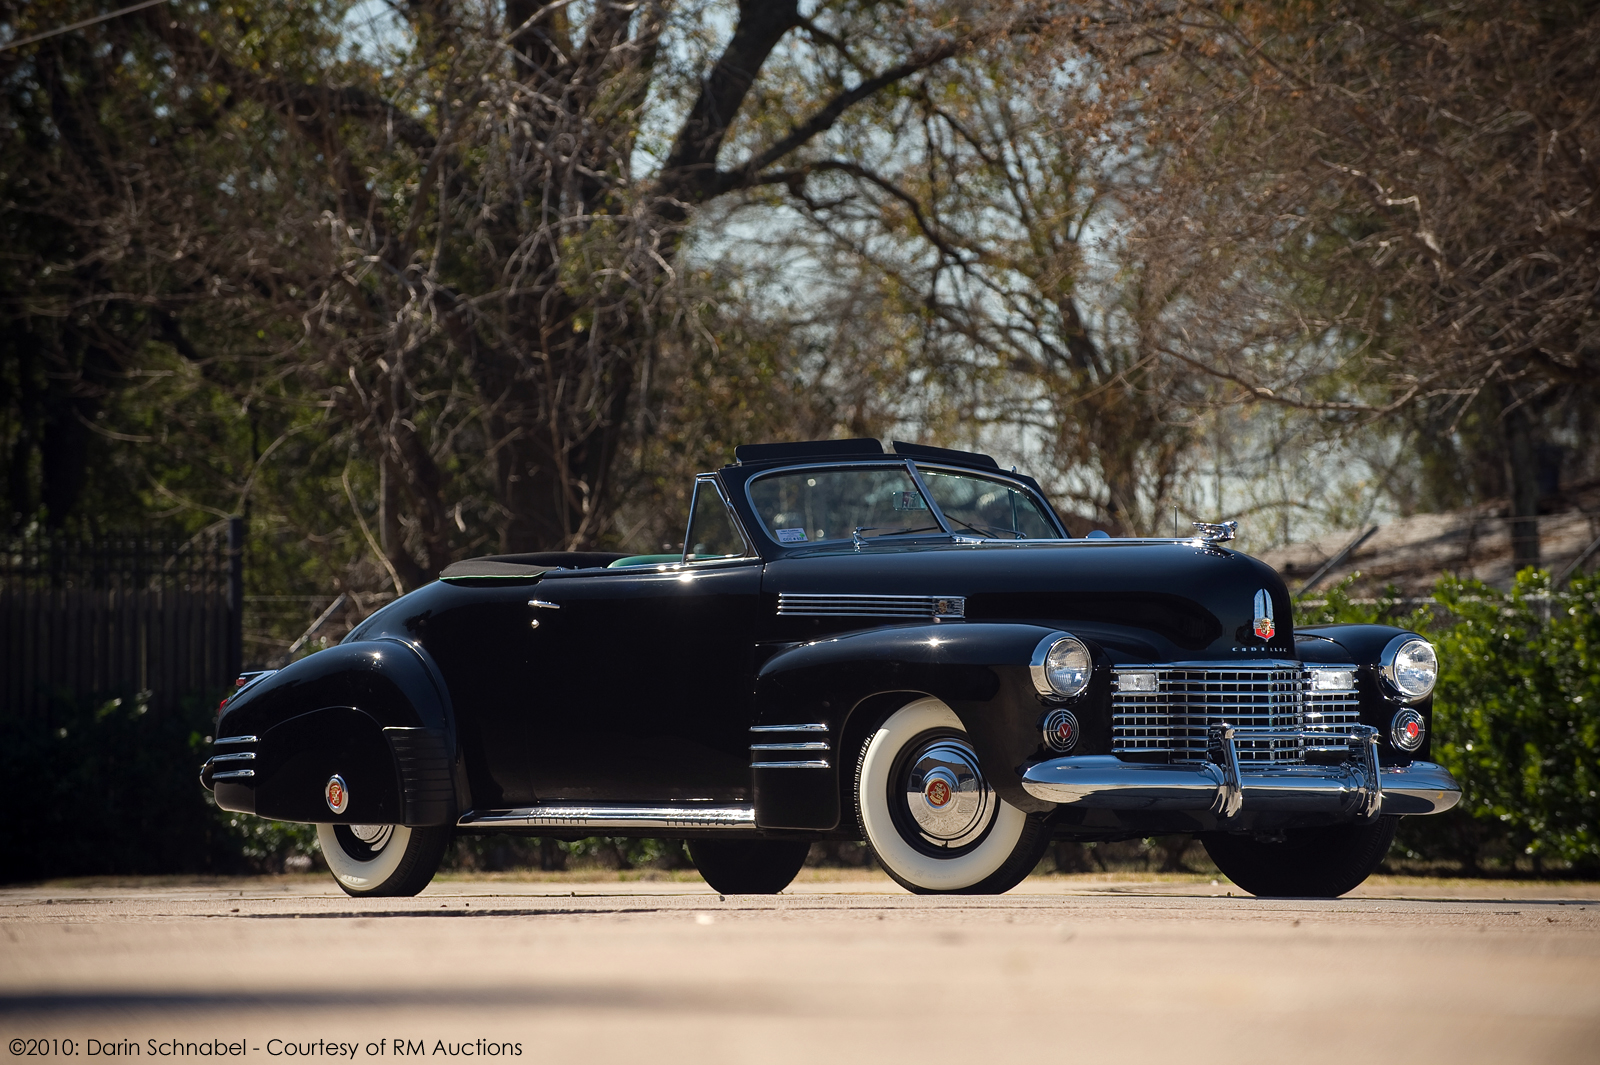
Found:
[0,519,243,721]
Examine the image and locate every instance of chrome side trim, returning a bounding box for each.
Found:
[208,752,256,764]
[212,769,256,781]
[777,593,965,618]
[750,760,831,769]
[458,804,756,831]
[749,741,829,751]
[213,735,258,746]
[749,723,828,733]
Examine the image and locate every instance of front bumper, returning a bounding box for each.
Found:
[1020,724,1461,820]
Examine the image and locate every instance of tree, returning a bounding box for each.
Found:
[726,16,1216,534]
[1130,0,1600,562]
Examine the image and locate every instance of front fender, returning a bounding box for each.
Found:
[209,639,460,825]
[1297,623,1436,763]
[751,623,1085,830]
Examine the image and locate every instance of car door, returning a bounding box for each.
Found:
[527,477,763,802]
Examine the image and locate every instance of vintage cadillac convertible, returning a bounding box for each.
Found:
[202,439,1460,897]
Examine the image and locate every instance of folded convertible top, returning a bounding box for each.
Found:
[438,551,629,582]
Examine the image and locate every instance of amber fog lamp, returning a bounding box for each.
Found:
[1380,636,1438,701]
[1031,634,1091,698]
[1391,708,1427,752]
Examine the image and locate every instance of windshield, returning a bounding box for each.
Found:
[748,468,942,545]
[919,468,1061,539]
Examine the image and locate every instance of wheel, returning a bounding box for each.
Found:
[1202,816,1398,898]
[855,697,1051,894]
[687,839,811,894]
[315,823,451,897]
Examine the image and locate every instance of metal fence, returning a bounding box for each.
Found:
[0,519,242,721]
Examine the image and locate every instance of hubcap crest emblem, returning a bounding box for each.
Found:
[925,779,952,807]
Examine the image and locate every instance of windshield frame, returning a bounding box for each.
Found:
[739,458,1067,550]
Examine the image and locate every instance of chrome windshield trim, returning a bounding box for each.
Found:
[749,722,829,733]
[684,475,760,564]
[907,460,1069,539]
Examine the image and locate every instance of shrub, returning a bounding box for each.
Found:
[1299,570,1600,872]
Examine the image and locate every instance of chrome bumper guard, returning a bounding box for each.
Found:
[1020,724,1462,819]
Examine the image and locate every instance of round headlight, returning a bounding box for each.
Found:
[1381,636,1438,701]
[1031,634,1092,698]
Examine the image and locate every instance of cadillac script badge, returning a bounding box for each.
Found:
[1253,589,1275,640]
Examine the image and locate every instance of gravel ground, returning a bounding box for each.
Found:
[3,874,1597,1065]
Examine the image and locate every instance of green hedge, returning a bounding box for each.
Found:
[0,689,314,883]
[1300,570,1600,872]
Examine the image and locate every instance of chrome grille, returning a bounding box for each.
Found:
[1112,664,1360,765]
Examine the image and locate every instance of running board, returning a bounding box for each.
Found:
[457,803,757,831]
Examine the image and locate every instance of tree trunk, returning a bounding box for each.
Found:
[1501,387,1542,572]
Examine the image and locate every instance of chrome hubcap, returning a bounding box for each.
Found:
[902,738,994,848]
[348,824,393,849]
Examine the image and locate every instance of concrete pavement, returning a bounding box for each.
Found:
[3,874,1598,1065]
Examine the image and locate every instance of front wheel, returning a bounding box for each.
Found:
[316,823,450,897]
[855,698,1051,894]
[1202,816,1398,898]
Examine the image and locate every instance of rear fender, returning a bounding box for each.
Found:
[751,623,1083,830]
[210,639,459,825]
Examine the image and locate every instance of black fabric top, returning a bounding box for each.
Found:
[733,438,885,464]
[889,440,1001,470]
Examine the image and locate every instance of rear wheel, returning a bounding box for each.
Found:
[316,823,450,897]
[855,698,1050,894]
[1203,816,1397,898]
[687,839,811,894]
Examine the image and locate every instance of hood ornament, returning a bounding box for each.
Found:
[1191,520,1238,544]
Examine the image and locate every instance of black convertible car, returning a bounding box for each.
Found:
[203,439,1460,897]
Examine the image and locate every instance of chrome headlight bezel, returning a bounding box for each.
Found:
[1030,633,1093,699]
[1379,635,1438,702]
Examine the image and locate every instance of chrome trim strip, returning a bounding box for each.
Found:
[749,723,828,733]
[212,769,256,781]
[213,735,258,746]
[777,593,965,618]
[749,742,829,751]
[458,804,756,831]
[527,599,561,610]
[751,760,831,769]
[208,752,255,764]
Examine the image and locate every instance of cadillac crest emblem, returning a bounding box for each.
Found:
[325,774,350,814]
[1253,589,1275,641]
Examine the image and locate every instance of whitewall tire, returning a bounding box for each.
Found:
[856,698,1050,894]
[316,822,450,897]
